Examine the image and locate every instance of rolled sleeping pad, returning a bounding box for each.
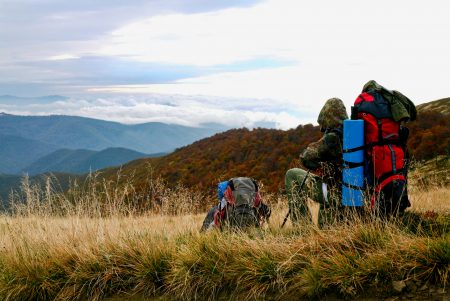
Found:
[218,181,229,200]
[342,119,364,206]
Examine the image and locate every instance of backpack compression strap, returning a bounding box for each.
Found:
[370,174,406,208]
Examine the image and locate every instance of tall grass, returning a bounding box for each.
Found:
[7,171,207,217]
[0,172,448,300]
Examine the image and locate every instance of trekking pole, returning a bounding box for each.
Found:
[281,169,310,228]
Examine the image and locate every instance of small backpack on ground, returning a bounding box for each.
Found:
[201,178,269,231]
[352,81,416,216]
[224,177,261,228]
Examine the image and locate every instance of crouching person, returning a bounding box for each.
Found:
[201,177,271,231]
[285,98,348,226]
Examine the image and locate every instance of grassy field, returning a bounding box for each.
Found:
[0,175,449,300]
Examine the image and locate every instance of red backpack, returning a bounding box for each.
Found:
[352,90,411,215]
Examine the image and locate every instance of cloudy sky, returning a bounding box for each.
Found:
[0,0,449,129]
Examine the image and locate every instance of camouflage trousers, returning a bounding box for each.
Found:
[285,168,343,226]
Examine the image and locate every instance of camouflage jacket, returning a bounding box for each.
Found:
[300,128,343,186]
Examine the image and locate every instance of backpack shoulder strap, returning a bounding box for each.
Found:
[251,178,258,192]
[325,127,343,139]
[227,178,236,191]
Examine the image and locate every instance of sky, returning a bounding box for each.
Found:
[0,0,449,129]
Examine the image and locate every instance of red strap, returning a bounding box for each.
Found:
[213,209,221,227]
[254,192,262,208]
[214,186,235,227]
[224,186,235,205]
[370,174,405,208]
[354,92,375,105]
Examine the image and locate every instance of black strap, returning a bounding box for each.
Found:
[377,119,383,143]
[343,161,364,169]
[343,145,365,153]
[377,168,405,184]
[344,141,402,154]
[228,179,235,191]
[342,182,364,191]
[251,178,259,192]
[369,140,402,147]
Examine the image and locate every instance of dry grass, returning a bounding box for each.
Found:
[0,214,203,301]
[0,174,449,300]
[409,187,450,214]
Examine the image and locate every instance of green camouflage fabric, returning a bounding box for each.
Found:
[317,98,348,130]
[300,131,342,171]
[362,80,416,122]
[285,98,348,225]
[285,168,341,225]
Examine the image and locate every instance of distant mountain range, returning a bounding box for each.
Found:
[0,112,228,175]
[23,147,161,175]
[0,134,59,174]
[0,113,227,154]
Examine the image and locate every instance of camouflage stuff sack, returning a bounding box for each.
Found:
[226,177,260,228]
[317,98,349,131]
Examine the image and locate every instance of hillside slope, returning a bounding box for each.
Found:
[103,97,449,197]
[22,147,153,175]
[0,113,227,154]
[105,124,322,195]
[408,97,449,160]
[0,134,59,174]
[416,97,450,114]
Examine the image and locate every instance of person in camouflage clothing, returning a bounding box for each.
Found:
[285,98,348,225]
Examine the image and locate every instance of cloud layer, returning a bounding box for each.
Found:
[0,0,449,128]
[0,94,310,130]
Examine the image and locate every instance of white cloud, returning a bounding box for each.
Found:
[1,0,449,127]
[47,54,80,61]
[98,1,299,66]
[0,94,310,130]
[98,0,450,67]
[92,0,450,110]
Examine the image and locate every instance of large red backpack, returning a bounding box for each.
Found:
[352,90,411,215]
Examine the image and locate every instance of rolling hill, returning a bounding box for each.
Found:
[0,113,228,174]
[22,147,158,175]
[0,134,59,174]
[408,97,450,160]
[0,113,227,154]
[101,97,449,198]
[103,124,322,196]
[416,97,450,114]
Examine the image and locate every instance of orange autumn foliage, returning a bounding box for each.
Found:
[107,98,449,199]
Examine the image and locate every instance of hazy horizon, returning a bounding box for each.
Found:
[1,0,449,129]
